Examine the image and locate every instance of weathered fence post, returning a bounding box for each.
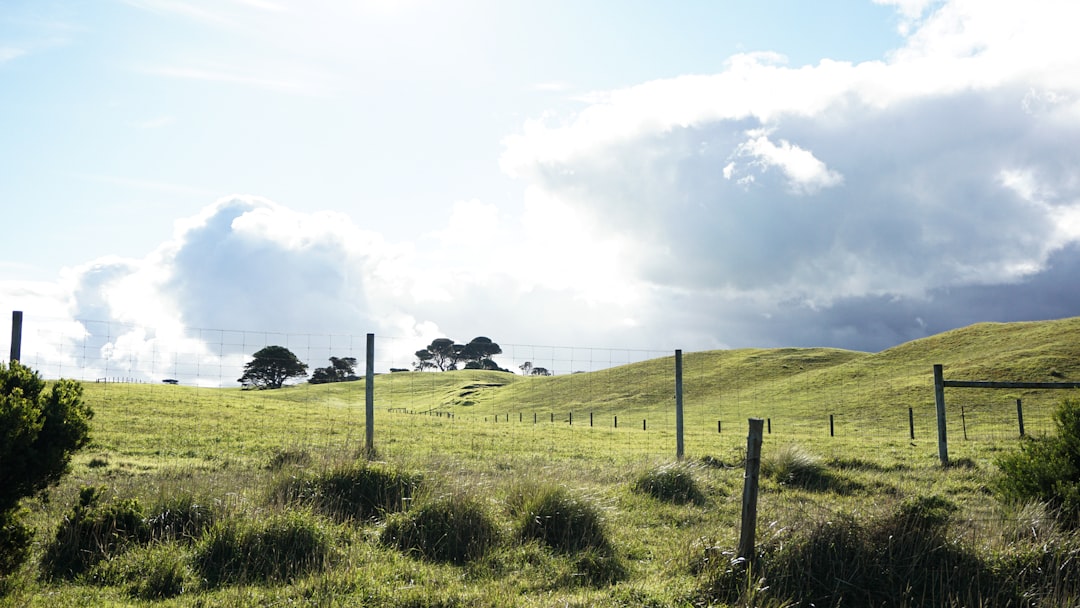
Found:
[9,310,22,363]
[569,412,573,426]
[365,333,375,458]
[718,420,722,434]
[676,349,684,460]
[1016,399,1025,438]
[614,415,618,428]
[961,404,968,440]
[933,364,949,466]
[829,414,834,437]
[909,407,915,440]
[738,418,765,564]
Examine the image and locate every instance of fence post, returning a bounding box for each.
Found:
[614,415,618,428]
[909,407,915,440]
[738,418,764,564]
[675,349,684,460]
[933,364,949,466]
[365,333,375,458]
[1016,399,1025,437]
[9,310,22,363]
[829,414,834,437]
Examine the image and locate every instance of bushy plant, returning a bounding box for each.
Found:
[193,510,335,586]
[632,463,705,505]
[146,492,217,542]
[268,461,421,521]
[41,486,150,580]
[380,494,501,564]
[0,362,92,578]
[996,398,1080,526]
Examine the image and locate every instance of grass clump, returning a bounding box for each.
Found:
[193,510,336,587]
[632,463,706,505]
[695,494,1008,607]
[380,493,501,564]
[88,543,192,600]
[41,486,151,580]
[146,492,216,542]
[268,460,421,522]
[761,444,825,487]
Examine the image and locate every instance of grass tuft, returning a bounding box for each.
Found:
[632,463,706,505]
[380,493,501,564]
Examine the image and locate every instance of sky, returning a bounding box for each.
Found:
[3,0,1080,383]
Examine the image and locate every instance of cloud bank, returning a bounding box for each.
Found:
[5,1,1080,385]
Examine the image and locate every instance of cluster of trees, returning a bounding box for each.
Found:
[518,361,552,376]
[413,337,508,372]
[238,347,359,389]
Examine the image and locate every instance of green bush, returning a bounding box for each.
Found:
[632,463,705,505]
[380,494,501,564]
[268,461,421,521]
[41,487,150,580]
[193,510,335,586]
[761,444,825,487]
[146,492,217,542]
[0,362,92,578]
[996,398,1080,526]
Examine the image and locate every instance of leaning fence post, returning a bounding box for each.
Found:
[9,310,22,363]
[738,418,765,564]
[365,333,375,458]
[933,364,949,466]
[1016,399,1025,438]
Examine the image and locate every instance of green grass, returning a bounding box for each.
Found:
[5,317,1080,605]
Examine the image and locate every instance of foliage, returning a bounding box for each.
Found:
[41,486,151,580]
[380,493,501,564]
[309,356,359,384]
[0,362,92,578]
[695,495,1004,608]
[193,510,336,587]
[267,460,421,522]
[237,345,308,389]
[762,444,831,489]
[632,463,706,505]
[414,336,505,372]
[995,398,1080,526]
[88,543,192,600]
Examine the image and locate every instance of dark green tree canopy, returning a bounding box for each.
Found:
[310,356,359,384]
[414,336,506,372]
[238,345,308,389]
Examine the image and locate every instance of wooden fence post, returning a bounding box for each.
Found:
[933,364,949,466]
[738,418,765,563]
[365,333,375,458]
[9,310,22,363]
[829,414,834,437]
[909,407,915,440]
[1016,399,1025,438]
[676,349,684,460]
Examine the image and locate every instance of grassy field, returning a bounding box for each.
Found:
[5,318,1080,606]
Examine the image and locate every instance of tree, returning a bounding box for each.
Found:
[414,338,462,371]
[519,361,533,376]
[1,362,93,576]
[310,356,358,384]
[238,346,308,389]
[531,367,552,376]
[460,337,502,369]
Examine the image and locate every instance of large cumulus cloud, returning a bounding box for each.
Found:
[500,0,1080,351]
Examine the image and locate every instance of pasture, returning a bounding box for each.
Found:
[5,318,1080,606]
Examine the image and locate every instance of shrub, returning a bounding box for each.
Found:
[516,486,611,555]
[380,494,501,564]
[632,463,705,505]
[995,398,1080,526]
[268,461,421,521]
[193,510,335,586]
[0,362,92,578]
[41,486,150,580]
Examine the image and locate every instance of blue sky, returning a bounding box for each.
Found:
[3,1,1080,382]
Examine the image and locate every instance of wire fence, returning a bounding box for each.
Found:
[6,311,1065,474]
